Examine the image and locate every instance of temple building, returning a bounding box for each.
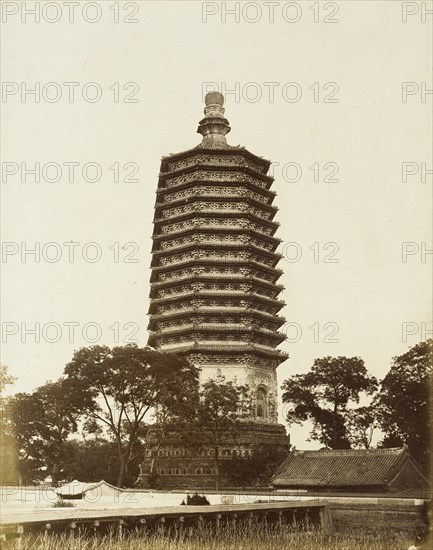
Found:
[272,447,430,497]
[141,92,290,488]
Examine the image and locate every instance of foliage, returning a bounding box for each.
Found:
[181,493,210,505]
[192,374,250,489]
[0,364,16,394]
[51,499,75,508]
[376,339,432,472]
[0,365,19,484]
[64,344,199,487]
[139,361,200,484]
[220,442,289,487]
[345,405,378,449]
[7,378,84,485]
[61,438,143,487]
[281,356,378,449]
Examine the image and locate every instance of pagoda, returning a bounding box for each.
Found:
[142,92,289,488]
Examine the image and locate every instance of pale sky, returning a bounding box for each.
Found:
[1,0,432,448]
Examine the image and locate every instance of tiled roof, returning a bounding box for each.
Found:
[272,447,416,488]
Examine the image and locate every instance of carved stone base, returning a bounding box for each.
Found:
[137,422,290,490]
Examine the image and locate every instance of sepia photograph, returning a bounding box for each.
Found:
[0,1,432,548]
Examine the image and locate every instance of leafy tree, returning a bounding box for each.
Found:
[376,340,432,472]
[140,362,200,483]
[9,378,85,485]
[0,365,19,485]
[64,344,199,487]
[8,392,45,484]
[345,405,378,449]
[282,356,378,449]
[61,438,143,486]
[0,365,16,394]
[193,374,250,489]
[220,443,289,487]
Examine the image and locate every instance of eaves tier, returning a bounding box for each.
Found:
[148,146,287,366]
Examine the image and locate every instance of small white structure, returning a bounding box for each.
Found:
[55,480,123,500]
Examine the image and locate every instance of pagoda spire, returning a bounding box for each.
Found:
[197,91,231,147]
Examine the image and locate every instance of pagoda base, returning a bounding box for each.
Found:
[138,422,290,490]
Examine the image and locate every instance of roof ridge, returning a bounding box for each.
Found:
[293,447,404,455]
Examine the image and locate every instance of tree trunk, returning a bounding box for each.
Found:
[149,437,165,475]
[117,435,136,487]
[149,449,158,476]
[51,461,60,487]
[117,456,127,488]
[332,403,338,449]
[214,446,220,490]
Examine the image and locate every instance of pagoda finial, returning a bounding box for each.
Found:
[197,91,231,147]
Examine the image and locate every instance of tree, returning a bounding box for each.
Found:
[61,438,143,486]
[345,405,378,449]
[281,356,378,449]
[64,344,199,487]
[141,400,199,485]
[220,443,289,487]
[139,353,200,484]
[193,374,250,489]
[0,365,19,485]
[0,365,16,394]
[10,378,85,485]
[376,340,432,472]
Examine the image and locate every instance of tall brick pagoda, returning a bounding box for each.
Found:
[142,92,289,488]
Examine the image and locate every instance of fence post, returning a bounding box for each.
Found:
[320,505,333,531]
[14,525,23,549]
[118,519,125,538]
[159,517,166,534]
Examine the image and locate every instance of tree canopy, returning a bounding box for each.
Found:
[0,364,16,394]
[220,443,289,488]
[61,438,143,486]
[9,378,85,484]
[64,344,199,486]
[0,365,19,485]
[376,339,432,472]
[282,356,378,449]
[193,374,250,489]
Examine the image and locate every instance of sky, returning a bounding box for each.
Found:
[1,0,432,448]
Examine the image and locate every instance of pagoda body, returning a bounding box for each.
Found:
[142,92,289,488]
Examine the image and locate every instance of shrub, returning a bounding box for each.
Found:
[183,493,210,505]
[52,499,75,508]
